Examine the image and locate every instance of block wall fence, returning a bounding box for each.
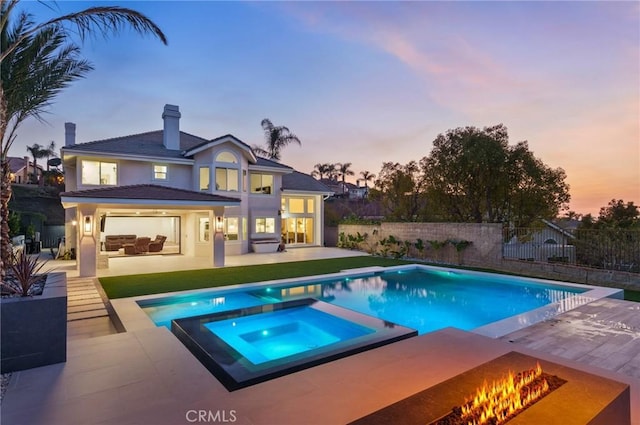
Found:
[336,223,640,290]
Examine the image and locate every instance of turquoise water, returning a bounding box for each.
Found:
[204,306,374,364]
[140,268,585,335]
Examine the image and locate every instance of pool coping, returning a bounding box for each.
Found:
[110,263,624,338]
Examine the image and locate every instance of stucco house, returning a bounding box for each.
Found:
[7,156,43,184]
[60,104,332,277]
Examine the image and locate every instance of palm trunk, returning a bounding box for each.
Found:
[1,81,10,282]
[0,160,12,283]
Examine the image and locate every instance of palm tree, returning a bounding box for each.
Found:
[44,140,56,171]
[253,118,301,161]
[26,143,51,184]
[311,163,333,180]
[359,170,376,188]
[0,0,166,277]
[337,162,354,186]
[326,163,339,181]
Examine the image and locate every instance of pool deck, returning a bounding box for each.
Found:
[2,249,640,424]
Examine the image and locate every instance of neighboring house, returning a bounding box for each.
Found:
[60,104,332,277]
[503,219,577,263]
[7,156,43,184]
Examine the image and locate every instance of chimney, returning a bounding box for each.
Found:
[162,104,181,150]
[65,122,76,146]
[23,156,29,182]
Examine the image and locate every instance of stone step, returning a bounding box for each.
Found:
[68,297,104,307]
[67,309,109,321]
[68,303,107,314]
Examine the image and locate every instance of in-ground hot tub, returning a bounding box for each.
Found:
[171,298,416,390]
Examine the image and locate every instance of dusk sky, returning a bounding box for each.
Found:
[10,1,639,216]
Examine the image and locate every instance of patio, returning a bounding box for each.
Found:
[2,248,639,424]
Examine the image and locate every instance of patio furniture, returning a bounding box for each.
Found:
[123,237,151,255]
[148,235,167,253]
[104,235,137,251]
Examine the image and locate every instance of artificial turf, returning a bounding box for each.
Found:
[99,256,410,299]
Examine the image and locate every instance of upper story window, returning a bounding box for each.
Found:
[215,151,239,192]
[216,151,237,163]
[215,168,239,191]
[81,160,117,185]
[153,164,168,180]
[283,197,315,214]
[250,173,273,194]
[199,167,210,191]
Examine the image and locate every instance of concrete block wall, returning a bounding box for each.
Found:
[338,222,503,266]
[338,222,640,290]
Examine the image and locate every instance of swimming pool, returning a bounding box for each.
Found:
[138,265,597,336]
[121,264,621,390]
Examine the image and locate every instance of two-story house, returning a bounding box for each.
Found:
[60,104,332,277]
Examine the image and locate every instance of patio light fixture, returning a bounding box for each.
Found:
[83,216,93,235]
[215,216,224,233]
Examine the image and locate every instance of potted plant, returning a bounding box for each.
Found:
[1,252,67,373]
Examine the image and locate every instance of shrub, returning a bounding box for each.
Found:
[2,252,47,297]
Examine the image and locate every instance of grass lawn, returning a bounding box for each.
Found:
[625,289,640,302]
[100,257,411,299]
[100,256,640,302]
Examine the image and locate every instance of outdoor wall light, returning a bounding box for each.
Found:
[83,216,93,235]
[215,216,224,233]
[71,219,77,227]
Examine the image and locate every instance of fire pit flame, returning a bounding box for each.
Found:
[458,362,550,425]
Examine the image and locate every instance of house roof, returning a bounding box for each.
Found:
[254,157,294,171]
[184,134,255,160]
[61,130,208,159]
[61,184,240,205]
[282,171,333,194]
[7,156,42,173]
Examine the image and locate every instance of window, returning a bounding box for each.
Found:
[153,164,168,180]
[224,217,239,241]
[216,151,237,163]
[250,173,273,194]
[255,217,275,233]
[215,168,239,191]
[199,217,210,242]
[289,198,305,214]
[307,199,315,214]
[199,167,210,191]
[242,170,247,192]
[81,160,117,185]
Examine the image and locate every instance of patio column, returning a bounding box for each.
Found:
[78,205,97,277]
[213,207,225,267]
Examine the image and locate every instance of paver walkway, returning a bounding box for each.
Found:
[66,277,118,341]
[501,297,640,379]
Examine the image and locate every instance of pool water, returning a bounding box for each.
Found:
[204,306,374,364]
[141,267,586,335]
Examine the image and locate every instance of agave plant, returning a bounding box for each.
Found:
[2,252,47,297]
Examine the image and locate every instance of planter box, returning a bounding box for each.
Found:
[1,272,67,373]
[251,240,280,253]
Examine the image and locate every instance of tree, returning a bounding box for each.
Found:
[359,170,375,188]
[252,118,301,161]
[422,124,569,225]
[311,163,331,180]
[373,161,428,221]
[337,162,354,186]
[0,0,167,278]
[596,199,639,229]
[25,142,54,184]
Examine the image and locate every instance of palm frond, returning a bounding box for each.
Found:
[1,5,167,62]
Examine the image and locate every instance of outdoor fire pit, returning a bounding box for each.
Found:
[350,352,630,425]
